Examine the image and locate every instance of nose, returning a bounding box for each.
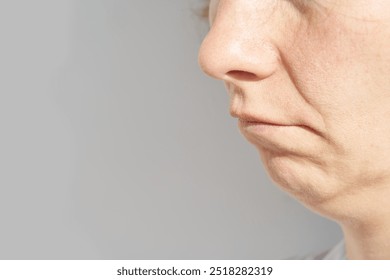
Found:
[198,3,280,83]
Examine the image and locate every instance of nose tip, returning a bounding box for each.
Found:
[198,34,224,79]
[198,27,280,83]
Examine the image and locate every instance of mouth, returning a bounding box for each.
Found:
[238,118,320,136]
[237,118,322,152]
[238,119,295,136]
[239,119,290,127]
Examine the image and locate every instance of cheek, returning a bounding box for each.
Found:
[267,21,390,195]
[293,8,390,107]
[297,58,390,192]
[286,17,390,140]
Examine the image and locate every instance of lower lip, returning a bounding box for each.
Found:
[238,119,320,153]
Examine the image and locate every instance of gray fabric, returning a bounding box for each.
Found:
[289,240,346,260]
[317,240,346,260]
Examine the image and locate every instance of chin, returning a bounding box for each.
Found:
[257,147,339,206]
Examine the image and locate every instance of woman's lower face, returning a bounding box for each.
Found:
[199,0,390,220]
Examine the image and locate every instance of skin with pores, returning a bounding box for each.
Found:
[198,0,390,259]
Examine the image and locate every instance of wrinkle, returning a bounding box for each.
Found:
[278,47,332,145]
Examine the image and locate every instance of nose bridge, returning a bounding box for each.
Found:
[198,0,281,81]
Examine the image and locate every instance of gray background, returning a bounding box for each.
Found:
[0,0,342,259]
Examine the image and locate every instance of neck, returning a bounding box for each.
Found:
[341,217,390,259]
[332,188,390,259]
[340,186,390,259]
[304,183,390,259]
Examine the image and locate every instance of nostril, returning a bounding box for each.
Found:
[226,70,259,81]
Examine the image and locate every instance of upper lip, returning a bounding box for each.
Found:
[231,110,293,126]
[238,117,290,126]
